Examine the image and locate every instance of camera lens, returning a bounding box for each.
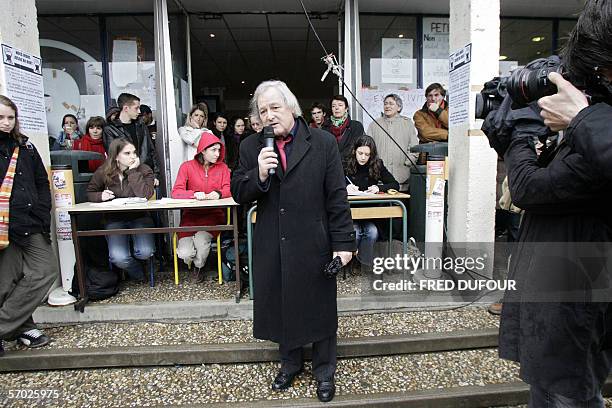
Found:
[507,61,564,106]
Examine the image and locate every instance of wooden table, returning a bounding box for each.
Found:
[245,193,410,298]
[66,198,241,312]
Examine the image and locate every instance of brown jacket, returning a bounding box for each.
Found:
[413,102,449,142]
[87,164,155,203]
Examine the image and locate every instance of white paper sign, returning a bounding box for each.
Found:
[360,88,426,132]
[448,43,472,127]
[112,40,138,87]
[1,44,47,134]
[381,38,414,83]
[422,18,450,87]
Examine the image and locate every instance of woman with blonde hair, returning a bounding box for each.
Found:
[179,102,209,162]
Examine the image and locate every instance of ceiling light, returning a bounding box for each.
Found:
[499,55,508,61]
[398,34,404,38]
[531,36,545,42]
[209,33,216,38]
[241,80,245,84]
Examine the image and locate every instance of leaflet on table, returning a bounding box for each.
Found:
[90,197,148,207]
[347,190,378,196]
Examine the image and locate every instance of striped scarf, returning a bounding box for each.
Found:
[0,146,19,249]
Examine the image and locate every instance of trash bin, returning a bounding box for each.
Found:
[408,143,448,242]
[50,150,104,204]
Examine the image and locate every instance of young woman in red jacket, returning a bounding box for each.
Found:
[73,116,107,172]
[171,131,231,269]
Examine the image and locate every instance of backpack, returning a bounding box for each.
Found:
[221,242,249,290]
[70,235,119,301]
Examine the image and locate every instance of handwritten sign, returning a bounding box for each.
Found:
[422,18,449,87]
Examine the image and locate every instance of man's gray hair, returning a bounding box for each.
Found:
[384,93,403,112]
[250,80,303,120]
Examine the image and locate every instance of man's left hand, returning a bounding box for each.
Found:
[538,72,589,131]
[333,251,353,266]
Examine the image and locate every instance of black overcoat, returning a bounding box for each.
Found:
[231,117,356,348]
[499,105,612,400]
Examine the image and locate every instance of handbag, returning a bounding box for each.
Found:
[0,146,19,249]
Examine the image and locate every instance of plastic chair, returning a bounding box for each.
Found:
[173,208,231,285]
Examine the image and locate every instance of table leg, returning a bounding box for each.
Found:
[232,206,241,303]
[71,214,88,312]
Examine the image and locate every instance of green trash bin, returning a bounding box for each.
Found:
[408,143,448,242]
[50,150,104,204]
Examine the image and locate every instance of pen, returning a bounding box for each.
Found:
[345,176,354,185]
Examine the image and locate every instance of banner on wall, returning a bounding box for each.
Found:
[1,43,47,134]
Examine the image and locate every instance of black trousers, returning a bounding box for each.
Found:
[279,333,337,381]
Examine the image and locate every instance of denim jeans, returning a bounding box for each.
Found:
[354,221,378,266]
[529,384,604,408]
[105,217,155,280]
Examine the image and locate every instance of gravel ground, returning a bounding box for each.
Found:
[91,264,364,304]
[4,307,499,351]
[0,349,519,407]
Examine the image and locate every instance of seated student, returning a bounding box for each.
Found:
[86,138,155,281]
[344,135,399,266]
[73,116,107,172]
[171,131,231,270]
[51,114,82,151]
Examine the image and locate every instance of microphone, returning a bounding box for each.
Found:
[263,125,275,175]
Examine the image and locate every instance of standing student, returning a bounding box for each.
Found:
[51,114,82,151]
[171,132,231,270]
[321,95,365,163]
[103,93,159,183]
[344,135,399,266]
[87,138,155,281]
[73,116,107,172]
[179,103,210,162]
[0,95,56,353]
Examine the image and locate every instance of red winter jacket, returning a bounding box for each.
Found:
[171,131,231,239]
[73,134,107,172]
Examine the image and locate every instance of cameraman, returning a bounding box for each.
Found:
[497,1,612,407]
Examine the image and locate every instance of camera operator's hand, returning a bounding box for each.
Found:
[538,72,589,132]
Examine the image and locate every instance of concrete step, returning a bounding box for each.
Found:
[2,347,610,407]
[33,295,502,324]
[0,329,498,372]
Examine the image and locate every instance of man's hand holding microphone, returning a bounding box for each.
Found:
[259,126,279,183]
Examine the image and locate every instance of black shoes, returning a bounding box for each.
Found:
[271,369,303,391]
[17,329,50,348]
[316,378,336,402]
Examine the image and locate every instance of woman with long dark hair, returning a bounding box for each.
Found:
[87,138,155,281]
[344,135,398,266]
[210,112,238,169]
[0,95,56,352]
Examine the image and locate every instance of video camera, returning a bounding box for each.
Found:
[476,56,574,119]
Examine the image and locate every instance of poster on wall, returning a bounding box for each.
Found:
[360,88,426,131]
[422,18,450,87]
[381,38,414,83]
[112,40,138,87]
[1,43,47,134]
[448,43,472,127]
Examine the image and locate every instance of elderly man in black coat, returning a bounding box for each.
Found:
[231,80,356,403]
